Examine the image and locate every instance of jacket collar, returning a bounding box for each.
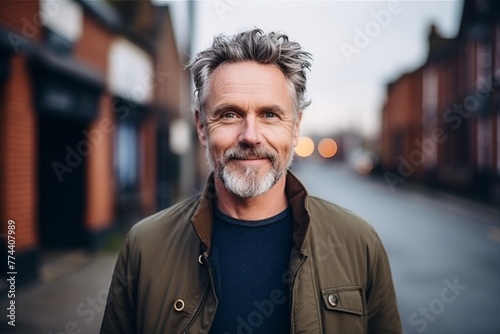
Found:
[190,170,311,252]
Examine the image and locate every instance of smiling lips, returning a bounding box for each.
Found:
[232,157,268,164]
[234,156,266,160]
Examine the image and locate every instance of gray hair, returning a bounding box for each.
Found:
[187,28,312,121]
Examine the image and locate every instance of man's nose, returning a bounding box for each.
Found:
[238,116,261,146]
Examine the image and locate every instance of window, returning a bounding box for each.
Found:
[115,121,139,191]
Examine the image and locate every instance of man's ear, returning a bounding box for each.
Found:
[195,110,207,147]
[292,111,303,147]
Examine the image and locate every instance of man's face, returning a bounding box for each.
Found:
[196,61,302,198]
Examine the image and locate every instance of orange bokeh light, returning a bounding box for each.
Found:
[295,137,315,157]
[318,138,338,158]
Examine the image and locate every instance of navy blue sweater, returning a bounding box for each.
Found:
[209,206,293,334]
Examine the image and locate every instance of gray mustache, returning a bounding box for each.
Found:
[224,146,277,164]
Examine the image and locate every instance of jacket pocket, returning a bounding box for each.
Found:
[321,286,365,316]
[320,286,367,332]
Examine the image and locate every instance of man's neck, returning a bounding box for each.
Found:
[214,174,288,221]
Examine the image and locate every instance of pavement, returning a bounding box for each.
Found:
[0,251,118,334]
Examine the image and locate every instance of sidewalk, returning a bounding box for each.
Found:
[0,251,118,334]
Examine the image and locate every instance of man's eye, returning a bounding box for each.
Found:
[264,112,277,118]
[222,112,236,119]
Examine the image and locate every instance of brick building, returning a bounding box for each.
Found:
[0,0,193,285]
[381,0,500,203]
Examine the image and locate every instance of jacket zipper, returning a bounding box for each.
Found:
[182,252,213,334]
[289,254,308,334]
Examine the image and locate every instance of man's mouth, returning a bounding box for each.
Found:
[229,156,270,166]
[232,157,267,161]
[233,156,266,160]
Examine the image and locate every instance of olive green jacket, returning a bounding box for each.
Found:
[101,172,402,333]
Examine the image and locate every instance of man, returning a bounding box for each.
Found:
[101,28,402,334]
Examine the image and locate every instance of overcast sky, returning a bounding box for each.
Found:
[157,0,463,138]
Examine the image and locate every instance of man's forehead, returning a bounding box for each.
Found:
[205,61,294,108]
[211,61,286,84]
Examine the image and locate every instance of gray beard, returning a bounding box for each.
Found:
[220,163,281,198]
[205,143,294,198]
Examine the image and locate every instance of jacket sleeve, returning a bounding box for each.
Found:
[100,232,137,334]
[366,232,402,334]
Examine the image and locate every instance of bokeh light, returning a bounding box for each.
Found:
[355,156,374,175]
[318,138,338,158]
[295,136,315,157]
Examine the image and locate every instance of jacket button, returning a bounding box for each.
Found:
[328,294,338,307]
[174,299,185,312]
[198,255,203,264]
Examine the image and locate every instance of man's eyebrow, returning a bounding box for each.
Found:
[211,104,245,116]
[211,104,288,115]
[258,105,287,115]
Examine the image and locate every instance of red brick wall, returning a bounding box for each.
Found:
[74,12,116,231]
[0,54,38,251]
[0,0,169,251]
[73,13,112,74]
[0,1,41,42]
[386,71,423,130]
[381,70,423,173]
[85,94,116,231]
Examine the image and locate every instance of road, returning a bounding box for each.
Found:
[291,159,500,334]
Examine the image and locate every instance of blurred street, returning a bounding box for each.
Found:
[1,0,499,333]
[292,159,500,334]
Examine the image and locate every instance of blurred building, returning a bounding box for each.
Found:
[381,0,500,204]
[0,0,193,286]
